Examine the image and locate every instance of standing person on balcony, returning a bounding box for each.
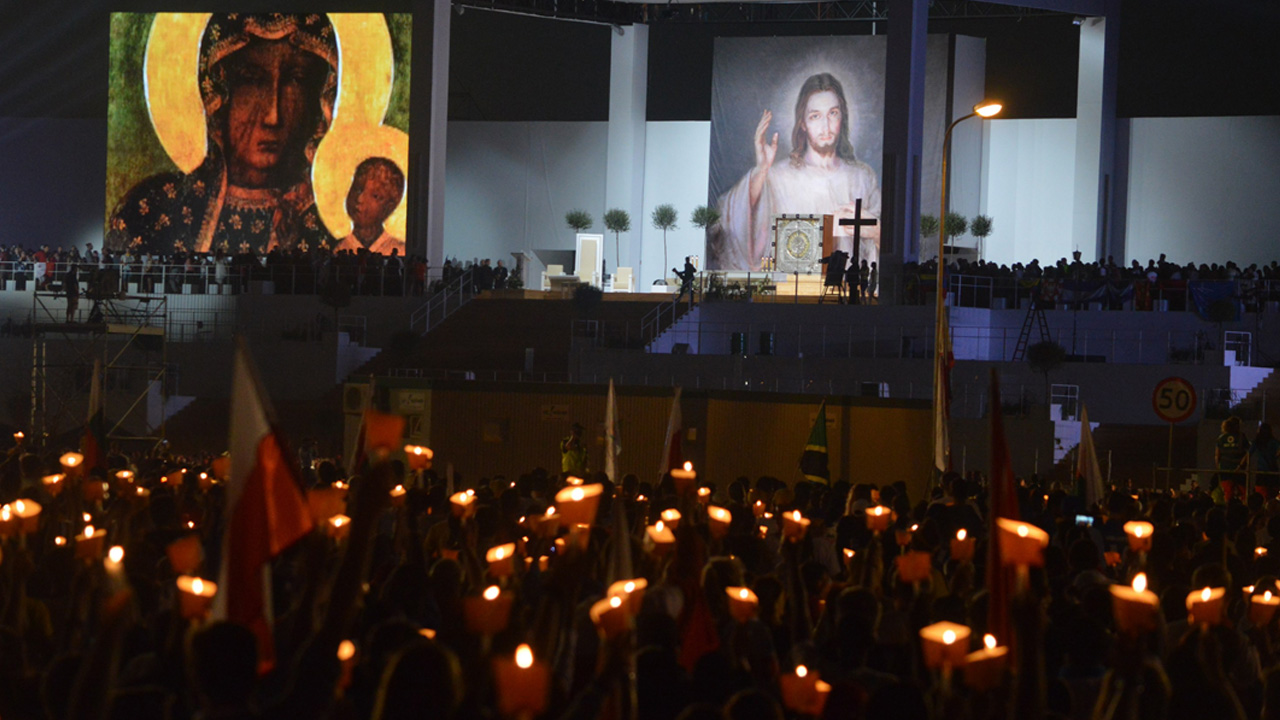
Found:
[674,257,697,303]
[1215,415,1250,503]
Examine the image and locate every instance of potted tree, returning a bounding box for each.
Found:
[970,214,993,258]
[942,211,968,257]
[603,208,630,269]
[919,214,940,260]
[651,204,678,286]
[565,209,594,235]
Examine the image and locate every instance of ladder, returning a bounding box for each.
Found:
[1011,301,1050,361]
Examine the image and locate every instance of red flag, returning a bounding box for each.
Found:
[214,339,314,672]
[986,369,1020,646]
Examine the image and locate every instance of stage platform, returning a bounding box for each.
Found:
[501,272,877,304]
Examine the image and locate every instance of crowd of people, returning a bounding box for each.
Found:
[5,424,1280,720]
[0,243,521,300]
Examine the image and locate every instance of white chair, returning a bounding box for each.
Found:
[541,264,564,291]
[613,267,634,293]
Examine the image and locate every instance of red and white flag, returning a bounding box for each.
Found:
[213,339,314,672]
[659,387,683,479]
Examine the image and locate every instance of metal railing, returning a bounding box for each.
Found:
[410,268,476,334]
[0,260,440,298]
[912,274,1280,311]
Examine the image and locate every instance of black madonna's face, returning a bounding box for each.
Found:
[221,37,328,188]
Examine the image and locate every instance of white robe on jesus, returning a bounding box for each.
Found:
[711,157,882,271]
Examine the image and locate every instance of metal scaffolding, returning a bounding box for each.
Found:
[28,289,169,451]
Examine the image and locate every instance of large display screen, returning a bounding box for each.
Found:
[106,13,411,256]
[706,36,887,272]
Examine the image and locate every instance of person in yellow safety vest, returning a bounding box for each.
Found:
[561,422,588,476]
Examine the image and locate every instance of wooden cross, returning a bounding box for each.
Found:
[838,198,878,265]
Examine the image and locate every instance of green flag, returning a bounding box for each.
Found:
[800,400,830,484]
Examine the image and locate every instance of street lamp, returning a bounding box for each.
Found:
[933,100,1002,475]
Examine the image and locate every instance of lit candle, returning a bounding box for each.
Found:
[645,521,676,555]
[104,545,126,591]
[1256,547,1268,559]
[493,644,550,719]
[12,431,23,443]
[607,578,648,615]
[176,576,217,620]
[670,461,697,495]
[779,665,831,716]
[590,594,630,638]
[198,472,214,491]
[843,547,856,568]
[337,639,357,690]
[782,510,810,543]
[486,543,517,578]
[419,628,437,640]
[306,485,347,526]
[920,621,971,669]
[565,476,584,486]
[115,469,134,484]
[1123,521,1154,553]
[42,474,65,497]
[753,500,767,518]
[660,508,682,531]
[1243,585,1256,603]
[697,486,712,504]
[403,444,433,471]
[54,536,66,547]
[1185,586,1226,626]
[555,484,603,527]
[1111,573,1159,634]
[389,484,407,507]
[166,534,204,575]
[726,586,758,623]
[450,491,477,520]
[12,499,41,535]
[895,524,916,547]
[60,452,85,475]
[996,518,1050,567]
[463,585,513,635]
[0,505,13,540]
[707,505,732,539]
[75,524,105,560]
[865,506,892,533]
[327,514,352,541]
[896,550,933,583]
[1251,590,1280,627]
[535,507,561,539]
[951,528,975,562]
[963,634,1009,691]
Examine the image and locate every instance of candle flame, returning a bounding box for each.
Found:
[0,505,9,522]
[739,588,749,600]
[610,595,622,608]
[466,489,475,497]
[483,585,500,601]
[957,529,967,541]
[391,484,405,496]
[1134,526,1144,538]
[83,512,92,522]
[337,640,356,662]
[1133,573,1147,593]
[844,548,855,559]
[1267,591,1275,602]
[984,634,997,650]
[792,510,802,522]
[624,581,636,593]
[516,644,534,669]
[55,536,65,546]
[911,524,919,532]
[942,630,956,645]
[1202,587,1212,602]
[698,487,710,497]
[873,506,884,516]
[546,507,556,517]
[330,516,348,528]
[655,520,665,533]
[1017,524,1029,538]
[683,461,693,472]
[14,500,24,513]
[108,546,124,563]
[1257,547,1268,557]
[494,547,505,560]
[84,524,95,538]
[192,577,204,595]
[796,665,808,678]
[571,488,584,502]
[187,521,195,529]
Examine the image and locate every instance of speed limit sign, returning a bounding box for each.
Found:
[1152,377,1197,423]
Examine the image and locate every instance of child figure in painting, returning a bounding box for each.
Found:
[337,157,406,255]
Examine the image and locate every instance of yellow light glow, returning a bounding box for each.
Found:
[974,101,1003,118]
[624,582,636,593]
[984,634,997,650]
[192,577,204,595]
[571,488,584,502]
[108,546,125,563]
[796,665,808,678]
[1017,524,1029,538]
[1133,573,1148,593]
[337,640,356,661]
[516,644,534,669]
[739,588,749,600]
[683,462,693,472]
[483,586,500,601]
[610,595,622,608]
[957,529,967,541]
[942,630,956,645]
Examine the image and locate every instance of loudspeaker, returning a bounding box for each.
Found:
[343,383,372,414]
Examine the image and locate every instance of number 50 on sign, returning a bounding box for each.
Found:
[1152,377,1197,424]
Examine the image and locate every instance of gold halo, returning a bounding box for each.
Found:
[143,13,409,241]
[145,13,212,174]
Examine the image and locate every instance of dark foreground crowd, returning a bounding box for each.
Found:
[5,437,1280,720]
